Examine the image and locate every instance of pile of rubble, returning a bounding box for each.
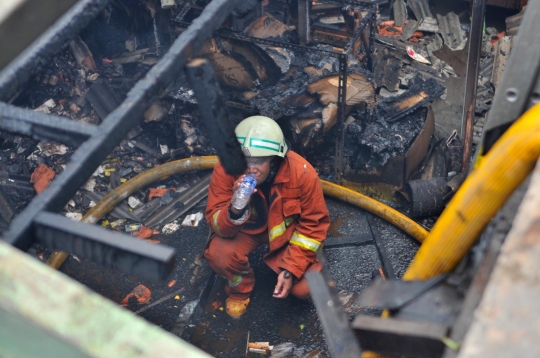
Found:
[1,0,526,238]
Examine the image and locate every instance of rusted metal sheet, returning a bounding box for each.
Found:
[460,0,486,172]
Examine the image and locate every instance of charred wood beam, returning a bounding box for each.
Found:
[210,27,346,59]
[306,270,363,358]
[185,59,246,175]
[2,0,244,251]
[0,0,109,102]
[352,315,447,357]
[33,212,175,280]
[86,82,122,121]
[460,0,486,172]
[0,102,97,147]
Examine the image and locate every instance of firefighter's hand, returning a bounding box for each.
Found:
[273,270,293,299]
[231,175,257,215]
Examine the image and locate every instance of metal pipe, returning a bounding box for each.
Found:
[460,0,486,172]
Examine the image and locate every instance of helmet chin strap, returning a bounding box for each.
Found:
[266,157,281,183]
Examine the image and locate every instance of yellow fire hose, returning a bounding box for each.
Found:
[362,101,540,358]
[47,156,429,269]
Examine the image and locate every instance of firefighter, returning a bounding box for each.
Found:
[204,116,330,318]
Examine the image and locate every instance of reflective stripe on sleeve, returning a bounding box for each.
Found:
[290,232,321,253]
[269,221,286,242]
[212,210,223,236]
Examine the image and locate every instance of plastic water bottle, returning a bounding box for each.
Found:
[231,174,257,210]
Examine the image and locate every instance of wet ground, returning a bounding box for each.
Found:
[184,197,420,357]
[54,188,420,358]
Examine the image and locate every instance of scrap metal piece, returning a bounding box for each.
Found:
[306,270,363,358]
[84,191,140,222]
[144,175,211,229]
[393,0,407,26]
[356,275,446,310]
[185,59,246,175]
[334,56,348,184]
[460,0,486,172]
[437,12,467,51]
[298,0,311,46]
[0,102,97,147]
[352,315,447,358]
[33,212,175,280]
[323,233,373,248]
[403,177,452,217]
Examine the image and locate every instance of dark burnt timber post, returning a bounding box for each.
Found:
[460,0,486,173]
[335,55,348,184]
[0,0,244,277]
[298,0,311,46]
[307,270,363,357]
[185,59,247,175]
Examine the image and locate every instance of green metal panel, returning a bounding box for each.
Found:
[0,240,212,358]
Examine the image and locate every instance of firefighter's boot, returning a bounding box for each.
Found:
[225,297,250,318]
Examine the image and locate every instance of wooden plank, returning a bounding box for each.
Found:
[352,315,447,357]
[458,157,540,358]
[0,0,78,71]
[0,240,211,358]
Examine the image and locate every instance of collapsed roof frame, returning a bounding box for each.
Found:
[0,0,252,280]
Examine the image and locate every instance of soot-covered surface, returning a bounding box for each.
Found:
[185,197,420,357]
[59,201,212,331]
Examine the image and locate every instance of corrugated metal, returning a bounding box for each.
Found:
[437,12,467,51]
[393,0,407,26]
[408,0,434,21]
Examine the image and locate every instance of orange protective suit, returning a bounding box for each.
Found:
[204,151,330,300]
